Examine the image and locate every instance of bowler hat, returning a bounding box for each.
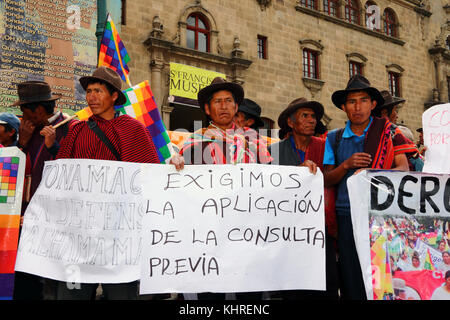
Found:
[331,74,384,110]
[277,97,324,139]
[238,98,264,128]
[79,66,127,105]
[0,113,20,133]
[197,77,244,111]
[12,81,60,106]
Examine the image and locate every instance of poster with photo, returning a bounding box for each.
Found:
[348,170,450,300]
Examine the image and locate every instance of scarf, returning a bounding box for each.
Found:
[182,123,272,164]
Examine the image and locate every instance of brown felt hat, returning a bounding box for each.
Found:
[79,66,127,105]
[12,81,61,106]
[277,97,324,139]
[197,77,244,111]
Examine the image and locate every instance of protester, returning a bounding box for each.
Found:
[233,98,264,130]
[268,97,338,300]
[371,90,404,125]
[323,75,409,300]
[372,90,420,171]
[392,278,407,300]
[439,251,450,272]
[416,127,427,156]
[397,125,424,171]
[314,120,328,139]
[179,77,272,299]
[0,113,20,147]
[54,66,163,300]
[12,81,76,300]
[430,270,450,300]
[411,252,421,270]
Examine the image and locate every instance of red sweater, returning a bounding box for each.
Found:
[56,114,159,163]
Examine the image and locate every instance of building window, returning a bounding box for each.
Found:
[257,35,268,59]
[383,9,397,37]
[388,72,401,97]
[300,0,318,10]
[303,49,319,79]
[349,61,363,78]
[186,13,210,52]
[323,0,339,17]
[345,0,360,25]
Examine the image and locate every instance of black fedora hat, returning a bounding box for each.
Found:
[238,98,264,128]
[372,90,405,117]
[12,81,61,106]
[79,66,127,106]
[197,77,244,111]
[331,74,384,110]
[278,97,324,139]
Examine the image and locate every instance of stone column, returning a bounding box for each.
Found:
[161,105,174,130]
[150,55,165,107]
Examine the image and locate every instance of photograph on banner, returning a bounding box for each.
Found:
[0,147,26,300]
[14,159,147,284]
[348,170,450,300]
[139,164,326,294]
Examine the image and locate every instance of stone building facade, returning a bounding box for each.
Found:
[120,0,450,137]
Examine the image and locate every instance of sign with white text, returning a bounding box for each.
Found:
[15,159,145,284]
[348,170,450,300]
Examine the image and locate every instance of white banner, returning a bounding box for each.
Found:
[15,159,146,284]
[422,103,450,174]
[348,170,450,300]
[139,164,326,294]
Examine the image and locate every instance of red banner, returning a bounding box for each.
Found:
[393,270,446,300]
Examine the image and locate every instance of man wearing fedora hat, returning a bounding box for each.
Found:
[372,90,421,171]
[179,77,272,300]
[54,66,160,300]
[12,80,77,300]
[56,66,159,163]
[234,98,265,130]
[268,98,339,300]
[372,90,405,125]
[323,75,409,300]
[180,77,272,166]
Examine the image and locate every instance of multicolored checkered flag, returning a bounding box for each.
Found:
[116,81,173,163]
[98,13,131,86]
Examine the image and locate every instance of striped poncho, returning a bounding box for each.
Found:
[180,123,273,165]
[56,114,160,163]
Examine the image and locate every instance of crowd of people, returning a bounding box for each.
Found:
[0,65,446,300]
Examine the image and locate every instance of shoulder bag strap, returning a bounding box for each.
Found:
[87,119,121,161]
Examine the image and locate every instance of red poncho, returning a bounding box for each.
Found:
[56,114,159,163]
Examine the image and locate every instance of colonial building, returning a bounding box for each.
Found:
[120,0,450,138]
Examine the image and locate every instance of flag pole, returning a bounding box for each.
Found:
[97,12,111,67]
